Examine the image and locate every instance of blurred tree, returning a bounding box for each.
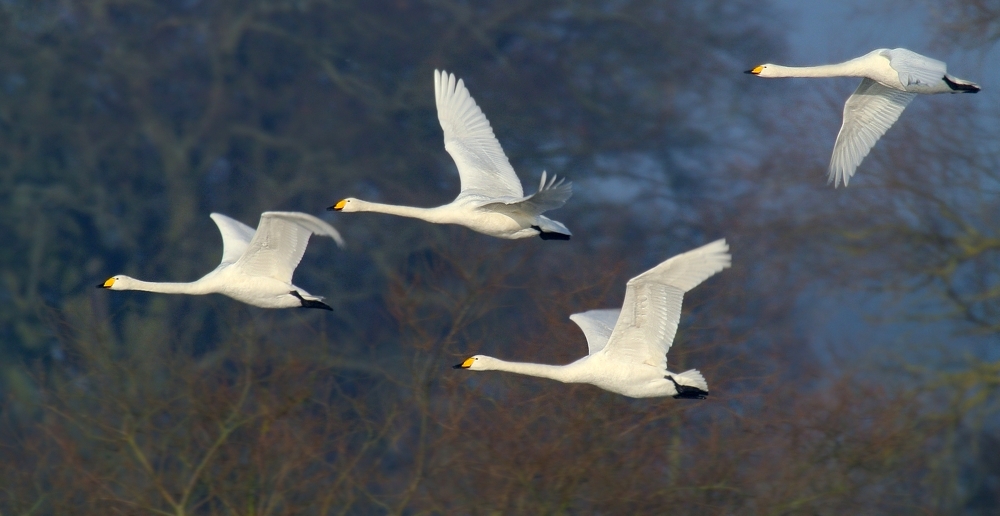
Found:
[0,237,952,514]
[0,0,784,395]
[922,0,1000,48]
[741,3,1000,506]
[7,0,994,514]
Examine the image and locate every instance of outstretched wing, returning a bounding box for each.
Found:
[604,239,730,370]
[232,212,345,283]
[479,171,572,216]
[885,48,947,88]
[828,78,915,187]
[569,308,622,355]
[435,70,524,199]
[210,213,257,265]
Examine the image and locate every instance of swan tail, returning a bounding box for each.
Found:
[943,75,980,93]
[670,369,708,399]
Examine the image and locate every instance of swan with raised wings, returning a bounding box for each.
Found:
[331,70,572,240]
[455,239,730,398]
[98,212,344,309]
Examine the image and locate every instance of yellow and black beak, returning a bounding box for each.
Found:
[328,199,347,211]
[453,357,475,369]
[744,65,763,75]
[97,278,115,289]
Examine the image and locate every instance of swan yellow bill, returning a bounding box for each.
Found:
[331,199,347,211]
[453,357,475,369]
[101,278,115,288]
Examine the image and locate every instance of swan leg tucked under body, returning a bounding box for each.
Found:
[98,211,344,309]
[330,70,572,240]
[455,239,730,399]
[747,48,980,187]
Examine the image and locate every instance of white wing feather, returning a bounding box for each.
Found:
[604,239,731,370]
[829,78,915,187]
[479,170,573,216]
[885,48,947,88]
[232,212,344,283]
[569,309,622,355]
[210,213,257,265]
[435,70,523,199]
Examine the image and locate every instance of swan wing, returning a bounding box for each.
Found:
[435,70,524,200]
[829,78,915,187]
[232,212,344,283]
[478,171,572,216]
[604,239,730,369]
[885,48,947,88]
[569,309,622,355]
[210,213,257,265]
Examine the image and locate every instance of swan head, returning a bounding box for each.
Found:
[329,198,361,212]
[97,275,133,290]
[453,355,493,371]
[745,64,775,77]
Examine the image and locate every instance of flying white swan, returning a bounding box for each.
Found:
[330,70,573,240]
[746,48,980,187]
[455,239,731,398]
[98,212,345,310]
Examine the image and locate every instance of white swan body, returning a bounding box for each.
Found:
[747,48,980,187]
[99,212,345,310]
[456,239,731,398]
[332,70,572,240]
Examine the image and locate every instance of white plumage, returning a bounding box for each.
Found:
[747,48,980,187]
[331,70,573,240]
[456,239,731,398]
[99,212,344,310]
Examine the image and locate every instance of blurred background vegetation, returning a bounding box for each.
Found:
[0,0,998,514]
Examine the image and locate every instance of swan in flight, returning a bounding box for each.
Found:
[98,212,345,310]
[455,239,730,398]
[746,48,980,187]
[331,70,573,240]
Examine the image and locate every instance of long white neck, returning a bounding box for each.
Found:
[484,358,581,384]
[354,200,450,223]
[121,278,211,295]
[764,60,871,79]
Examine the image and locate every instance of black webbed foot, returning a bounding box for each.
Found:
[943,75,980,93]
[531,225,571,240]
[666,375,708,400]
[290,290,333,311]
